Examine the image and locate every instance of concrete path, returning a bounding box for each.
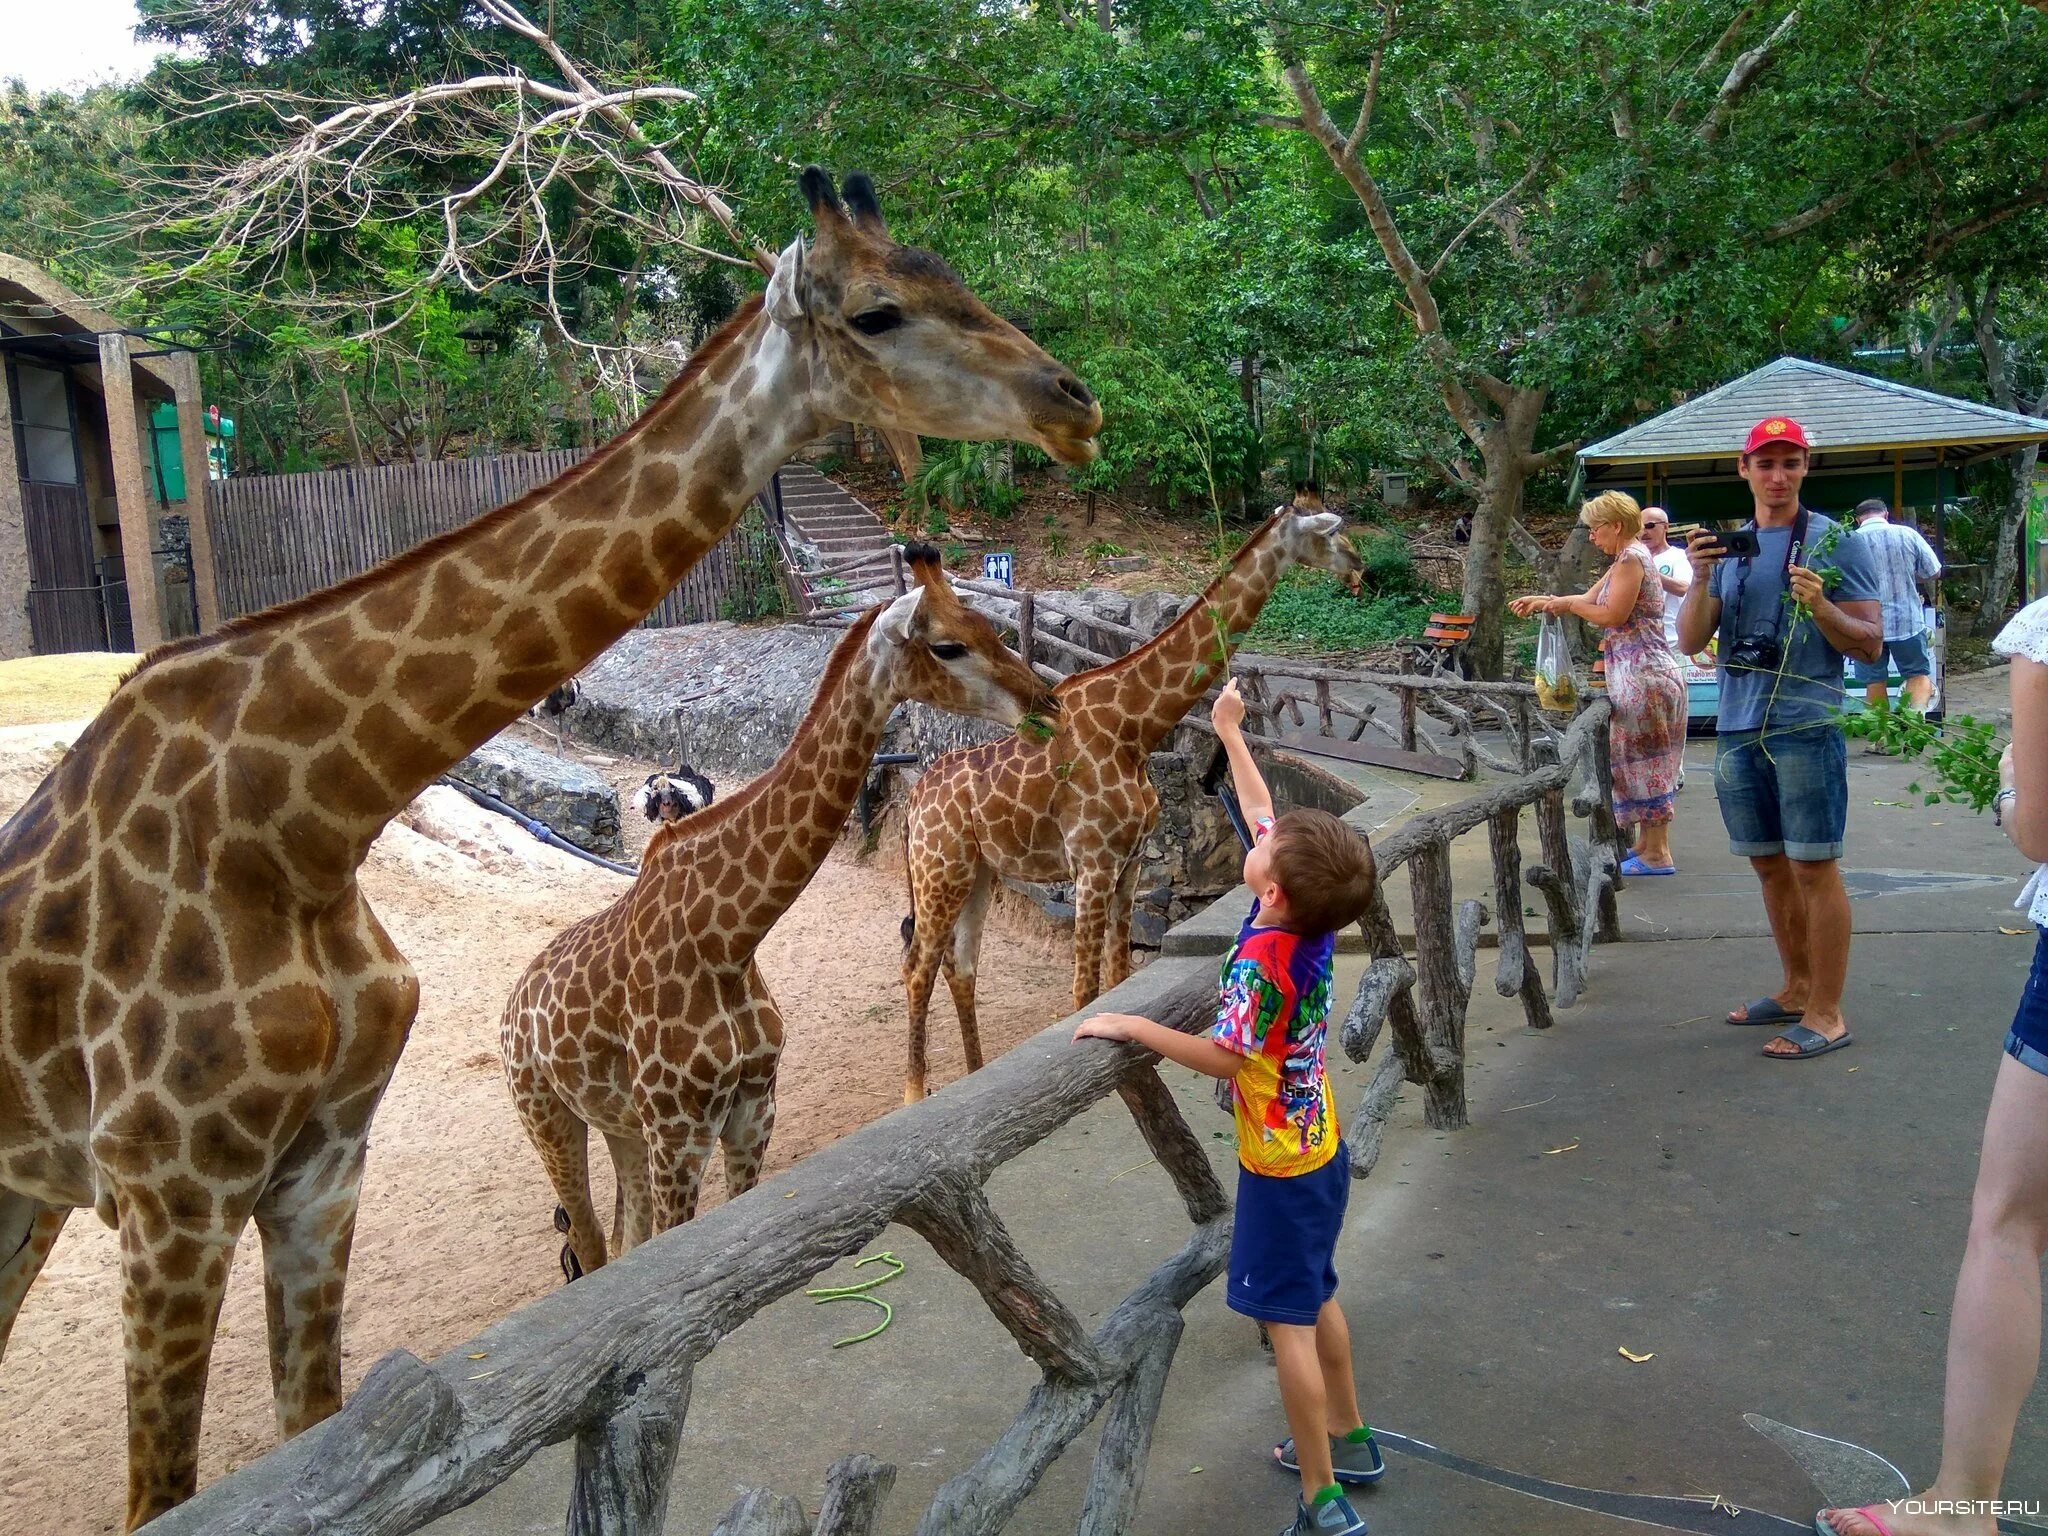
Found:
[426,668,2046,1536]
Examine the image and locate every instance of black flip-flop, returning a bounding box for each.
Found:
[1728,996,1804,1026]
[1763,1023,1853,1060]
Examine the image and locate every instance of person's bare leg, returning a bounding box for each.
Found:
[1763,856,1850,1051]
[1905,672,1935,713]
[1817,1056,2048,1536]
[1637,820,1673,868]
[1269,1321,1335,1502]
[1315,1299,1366,1439]
[1734,853,1810,1017]
[1865,680,1889,711]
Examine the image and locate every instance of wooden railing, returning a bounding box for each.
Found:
[139,696,1620,1536]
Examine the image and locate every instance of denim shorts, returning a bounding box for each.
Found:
[1227,1141,1351,1325]
[2006,931,2048,1079]
[1714,723,1848,861]
[1849,630,1932,685]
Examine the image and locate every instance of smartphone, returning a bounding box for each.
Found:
[1708,527,1760,559]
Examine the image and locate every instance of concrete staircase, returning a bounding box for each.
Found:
[767,462,899,616]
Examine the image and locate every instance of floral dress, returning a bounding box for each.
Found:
[1600,543,1687,828]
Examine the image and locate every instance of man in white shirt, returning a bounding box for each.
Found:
[1642,507,1691,653]
[1850,498,1941,715]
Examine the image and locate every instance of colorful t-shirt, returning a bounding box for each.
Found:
[1210,818,1340,1178]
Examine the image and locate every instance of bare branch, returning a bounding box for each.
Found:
[1763,86,2048,242]
[1425,159,1545,282]
[1667,4,1756,121]
[1344,0,1400,157]
[1697,7,1798,144]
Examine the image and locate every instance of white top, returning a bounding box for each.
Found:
[1652,545,1692,650]
[1994,599,2048,927]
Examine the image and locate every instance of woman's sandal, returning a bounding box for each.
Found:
[1766,1024,1854,1060]
[1814,1506,1895,1536]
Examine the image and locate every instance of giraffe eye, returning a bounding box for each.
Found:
[928,641,968,661]
[851,307,903,337]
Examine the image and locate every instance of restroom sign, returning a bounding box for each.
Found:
[982,551,1014,587]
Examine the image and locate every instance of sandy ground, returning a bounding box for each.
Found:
[0,710,1077,1533]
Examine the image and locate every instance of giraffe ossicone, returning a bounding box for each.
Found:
[898,503,1366,1101]
[0,165,1097,1529]
[501,546,1056,1276]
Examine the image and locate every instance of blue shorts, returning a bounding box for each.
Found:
[1714,724,1848,862]
[1227,1141,1351,1325]
[1850,631,1932,685]
[2006,931,2048,1078]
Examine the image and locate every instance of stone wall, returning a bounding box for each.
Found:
[452,737,624,857]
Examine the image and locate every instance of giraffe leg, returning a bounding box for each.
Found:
[251,1149,366,1438]
[1101,856,1144,993]
[0,1193,70,1361]
[518,1081,606,1278]
[903,861,975,1104]
[1069,863,1116,1013]
[718,979,785,1199]
[114,1191,243,1530]
[601,1131,651,1256]
[644,1122,717,1232]
[941,863,997,1075]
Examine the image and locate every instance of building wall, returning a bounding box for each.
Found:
[0,355,29,659]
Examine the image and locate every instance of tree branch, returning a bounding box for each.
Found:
[1697,6,1798,144]
[1275,57,1487,443]
[1344,0,1401,157]
[1425,159,1545,282]
[1762,85,2048,242]
[1669,3,1756,121]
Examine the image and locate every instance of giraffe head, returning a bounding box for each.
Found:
[1276,500,1366,595]
[766,168,1102,465]
[866,543,1058,727]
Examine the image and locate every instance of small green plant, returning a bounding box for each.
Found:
[910,440,1020,521]
[1840,699,2005,812]
[1018,712,1058,742]
[719,583,785,622]
[923,506,949,536]
[1046,529,1070,559]
[943,541,967,564]
[1085,539,1128,559]
[814,452,846,476]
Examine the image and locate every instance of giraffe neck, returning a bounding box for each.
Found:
[142,297,826,899]
[640,611,899,965]
[1077,514,1289,751]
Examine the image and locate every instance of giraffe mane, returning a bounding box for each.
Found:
[1053,509,1287,695]
[122,294,770,683]
[634,605,885,865]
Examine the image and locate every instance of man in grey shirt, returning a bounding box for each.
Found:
[1849,497,1941,718]
[1677,416,1882,1061]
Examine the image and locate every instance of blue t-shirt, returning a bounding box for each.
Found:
[1709,511,1880,733]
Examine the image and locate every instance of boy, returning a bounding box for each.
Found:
[1073,679,1382,1536]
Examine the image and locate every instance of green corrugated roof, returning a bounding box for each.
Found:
[1580,356,2048,465]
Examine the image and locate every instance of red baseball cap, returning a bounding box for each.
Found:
[1743,416,1811,454]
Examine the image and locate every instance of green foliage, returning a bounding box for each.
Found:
[1246,571,1447,657]
[1840,700,2006,812]
[911,441,1020,521]
[1357,533,1423,600]
[1084,540,1127,558]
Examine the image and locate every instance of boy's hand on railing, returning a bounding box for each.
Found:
[1074,1013,1146,1043]
[1211,678,1247,735]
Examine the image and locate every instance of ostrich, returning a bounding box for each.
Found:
[532,677,581,753]
[633,763,716,824]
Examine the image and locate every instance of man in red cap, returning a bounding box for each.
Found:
[1676,417,1883,1061]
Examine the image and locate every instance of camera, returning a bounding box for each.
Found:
[1725,634,1783,673]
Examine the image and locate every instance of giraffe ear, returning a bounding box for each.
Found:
[873,586,926,648]
[766,236,807,328]
[1300,511,1342,537]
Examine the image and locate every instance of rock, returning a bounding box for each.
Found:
[1098,553,1151,574]
[1129,590,1190,639]
[452,737,624,857]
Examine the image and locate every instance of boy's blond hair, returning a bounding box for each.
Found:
[1267,809,1376,938]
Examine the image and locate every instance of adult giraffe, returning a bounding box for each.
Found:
[0,167,1098,1529]
[898,505,1360,1101]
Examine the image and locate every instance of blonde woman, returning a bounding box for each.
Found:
[1510,491,1686,873]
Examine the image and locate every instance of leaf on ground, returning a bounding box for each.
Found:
[2001,927,2030,935]
[467,1351,488,1360]
[1544,1140,1580,1155]
[1618,1346,1654,1363]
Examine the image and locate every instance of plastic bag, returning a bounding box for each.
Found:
[1533,614,1576,712]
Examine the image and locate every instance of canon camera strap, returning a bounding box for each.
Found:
[1722,504,1811,650]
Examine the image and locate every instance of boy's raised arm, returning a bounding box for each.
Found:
[1211,680,1274,827]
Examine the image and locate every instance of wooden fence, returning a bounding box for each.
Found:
[140,682,1622,1536]
[205,451,786,626]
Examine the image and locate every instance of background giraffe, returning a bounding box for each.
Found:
[898,506,1362,1101]
[0,168,1099,1528]
[502,547,1054,1277]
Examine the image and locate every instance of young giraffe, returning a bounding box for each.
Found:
[502,547,1054,1276]
[0,168,1099,1529]
[899,505,1363,1100]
